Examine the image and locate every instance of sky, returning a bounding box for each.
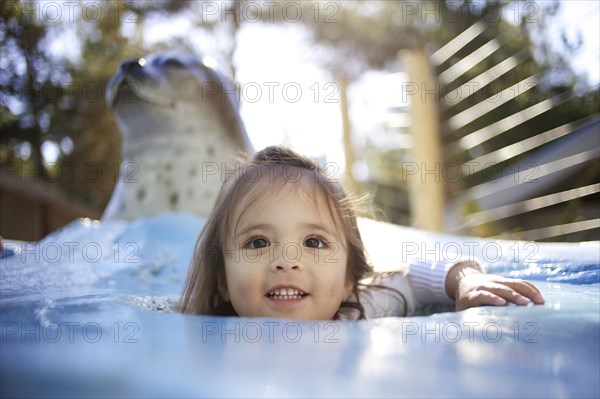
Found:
[552,0,599,85]
[41,0,600,169]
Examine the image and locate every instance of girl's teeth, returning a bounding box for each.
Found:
[269,289,304,299]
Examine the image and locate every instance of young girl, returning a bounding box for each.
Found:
[180,146,544,320]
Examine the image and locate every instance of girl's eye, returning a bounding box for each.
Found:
[246,237,269,249]
[305,237,327,249]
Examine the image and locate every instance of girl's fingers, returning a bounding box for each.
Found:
[458,291,506,311]
[456,274,546,310]
[496,279,545,304]
[478,283,531,306]
[461,281,545,310]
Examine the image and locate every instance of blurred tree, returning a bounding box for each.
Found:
[1,2,55,182]
[1,0,190,215]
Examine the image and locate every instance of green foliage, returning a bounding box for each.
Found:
[0,0,190,213]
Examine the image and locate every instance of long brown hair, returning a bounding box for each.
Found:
[179,146,373,319]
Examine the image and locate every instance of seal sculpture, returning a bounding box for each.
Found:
[104,52,253,220]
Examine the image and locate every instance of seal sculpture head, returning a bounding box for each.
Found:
[104,52,253,220]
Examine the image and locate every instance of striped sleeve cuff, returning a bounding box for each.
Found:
[406,258,456,305]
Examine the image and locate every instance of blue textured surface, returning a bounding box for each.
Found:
[1,213,599,398]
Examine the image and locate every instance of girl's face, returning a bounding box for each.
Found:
[221,184,353,320]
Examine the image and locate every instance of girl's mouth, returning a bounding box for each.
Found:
[266,288,307,300]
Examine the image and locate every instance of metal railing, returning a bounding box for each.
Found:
[429,20,599,241]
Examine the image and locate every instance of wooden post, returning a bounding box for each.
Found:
[338,75,359,194]
[400,49,445,231]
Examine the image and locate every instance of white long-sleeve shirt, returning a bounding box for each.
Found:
[340,259,458,319]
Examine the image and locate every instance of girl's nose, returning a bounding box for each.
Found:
[270,244,302,272]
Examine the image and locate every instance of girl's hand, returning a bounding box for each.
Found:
[445,261,545,311]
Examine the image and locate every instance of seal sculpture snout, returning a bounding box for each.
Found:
[103,52,253,220]
[107,59,156,107]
